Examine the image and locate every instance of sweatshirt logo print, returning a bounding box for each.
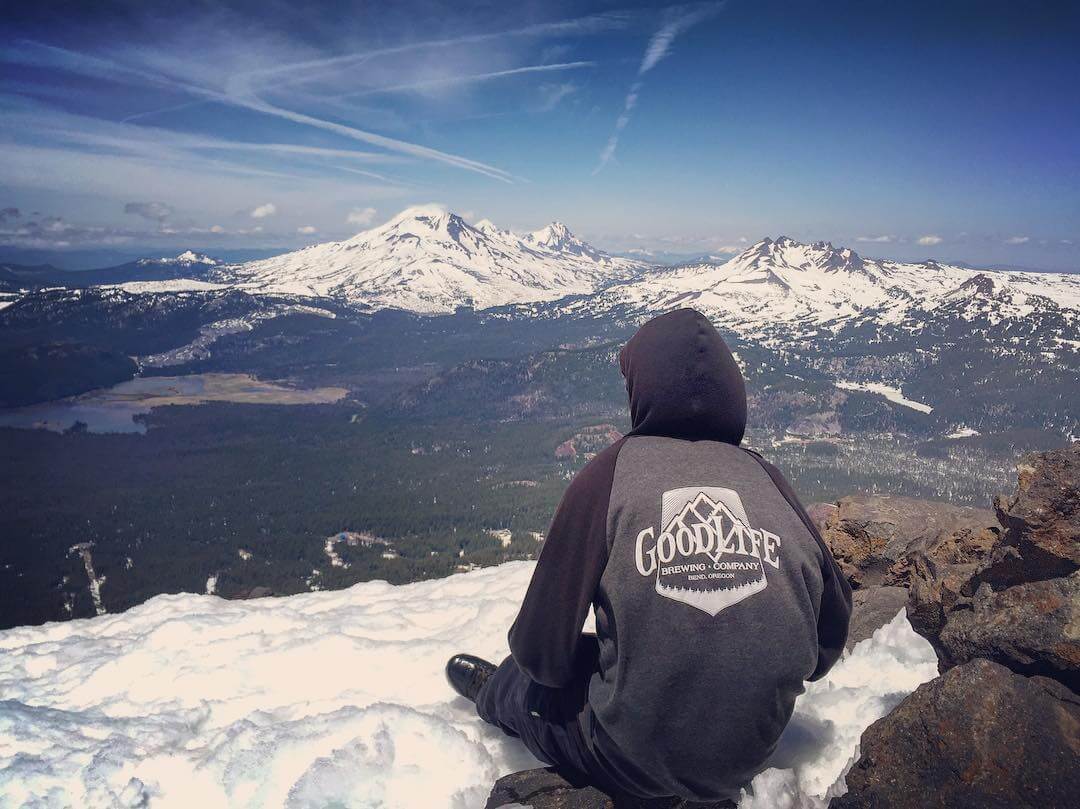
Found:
[633,487,782,616]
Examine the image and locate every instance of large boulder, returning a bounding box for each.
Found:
[935,572,1080,691]
[906,444,1080,688]
[831,659,1080,809]
[989,443,1080,586]
[485,768,735,809]
[815,495,999,589]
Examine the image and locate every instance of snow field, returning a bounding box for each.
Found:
[0,562,937,808]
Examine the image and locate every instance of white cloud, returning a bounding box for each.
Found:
[594,4,721,174]
[856,234,894,243]
[712,245,741,254]
[917,234,943,246]
[340,62,594,100]
[250,203,277,219]
[536,82,578,111]
[346,207,377,227]
[639,3,722,75]
[1004,235,1029,245]
[297,225,317,234]
[210,225,225,233]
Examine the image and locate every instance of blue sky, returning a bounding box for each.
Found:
[1,0,1078,270]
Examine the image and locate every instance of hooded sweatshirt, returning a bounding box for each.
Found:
[508,308,852,801]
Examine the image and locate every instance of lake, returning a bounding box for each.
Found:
[0,374,349,434]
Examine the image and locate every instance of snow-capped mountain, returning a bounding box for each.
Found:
[550,236,1080,343]
[221,206,647,313]
[137,250,221,267]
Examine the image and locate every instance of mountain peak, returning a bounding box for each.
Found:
[525,221,603,261]
[951,272,998,297]
[227,206,645,314]
[137,251,220,267]
[528,221,572,246]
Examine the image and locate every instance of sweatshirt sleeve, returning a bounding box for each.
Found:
[743,449,853,681]
[508,438,626,688]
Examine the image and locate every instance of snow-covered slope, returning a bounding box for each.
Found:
[551,236,1080,341]
[222,206,647,313]
[0,561,938,808]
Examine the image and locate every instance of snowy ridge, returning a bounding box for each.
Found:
[551,235,1080,341]
[0,561,938,808]
[222,206,647,313]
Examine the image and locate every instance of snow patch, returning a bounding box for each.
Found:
[0,563,937,808]
[834,381,933,414]
[946,427,980,439]
[106,279,229,294]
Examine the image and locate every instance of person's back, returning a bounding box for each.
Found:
[447,308,852,802]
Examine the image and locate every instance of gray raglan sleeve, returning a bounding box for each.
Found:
[507,438,625,688]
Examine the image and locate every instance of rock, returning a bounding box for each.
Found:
[831,659,1080,809]
[845,585,909,650]
[228,585,276,600]
[906,445,1080,687]
[817,494,998,589]
[989,443,1080,586]
[905,552,979,653]
[935,572,1080,691]
[485,768,735,809]
[806,502,837,536]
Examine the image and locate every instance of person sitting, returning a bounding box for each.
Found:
[446,308,852,803]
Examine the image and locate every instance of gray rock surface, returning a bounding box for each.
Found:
[844,585,908,650]
[830,659,1080,809]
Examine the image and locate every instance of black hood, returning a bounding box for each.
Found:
[619,308,746,444]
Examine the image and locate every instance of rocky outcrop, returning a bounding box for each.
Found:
[907,443,1080,689]
[484,768,734,809]
[813,494,999,590]
[831,660,1080,809]
[838,443,1080,808]
[936,572,1080,690]
[988,444,1080,586]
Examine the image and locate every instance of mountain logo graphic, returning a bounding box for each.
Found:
[633,487,783,615]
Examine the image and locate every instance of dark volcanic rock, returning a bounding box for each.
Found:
[845,585,909,650]
[816,494,999,589]
[485,768,735,809]
[907,444,1080,688]
[989,443,1080,586]
[831,660,1080,809]
[936,572,1080,691]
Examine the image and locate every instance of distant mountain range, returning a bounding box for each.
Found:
[0,250,220,290]
[548,234,1080,345]
[1,206,1077,439]
[4,208,1077,336]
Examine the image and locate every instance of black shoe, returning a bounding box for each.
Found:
[445,653,496,702]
